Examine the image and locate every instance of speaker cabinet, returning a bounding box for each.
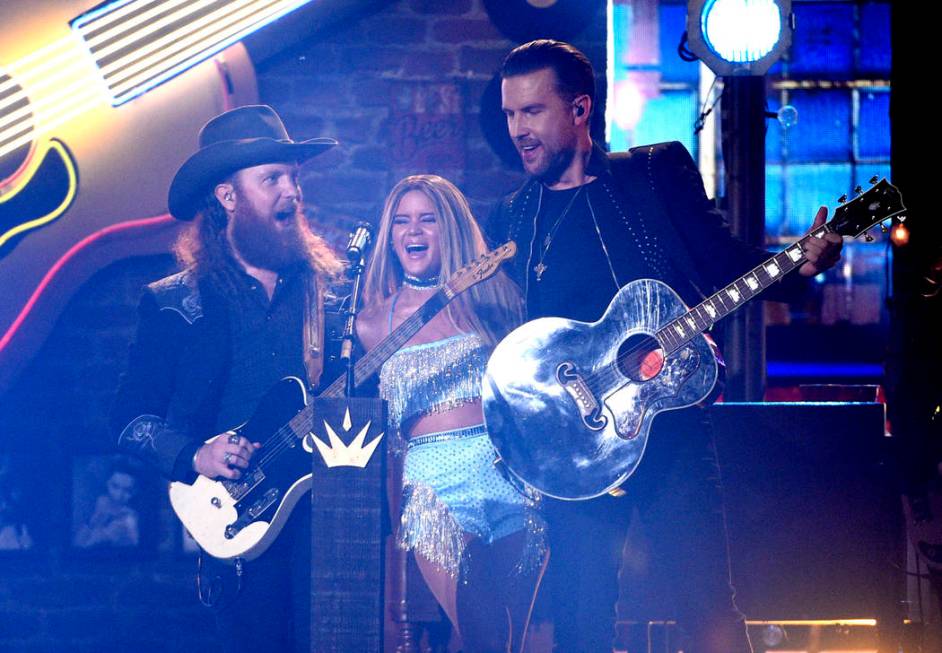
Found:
[708,402,902,623]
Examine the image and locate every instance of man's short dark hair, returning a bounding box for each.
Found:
[501,39,595,105]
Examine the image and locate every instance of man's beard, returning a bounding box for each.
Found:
[229,204,312,272]
[527,141,577,186]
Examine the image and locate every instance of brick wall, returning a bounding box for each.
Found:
[0,1,605,650]
[262,0,608,239]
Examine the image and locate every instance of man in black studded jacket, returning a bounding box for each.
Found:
[490,40,843,653]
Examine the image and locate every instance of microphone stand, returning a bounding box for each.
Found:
[341,251,367,397]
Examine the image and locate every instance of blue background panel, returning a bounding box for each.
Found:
[766,163,785,237]
[857,90,890,159]
[789,3,855,76]
[611,1,630,81]
[660,2,700,82]
[608,88,698,154]
[783,163,852,236]
[859,3,892,74]
[785,89,851,161]
[765,94,784,163]
[631,90,699,154]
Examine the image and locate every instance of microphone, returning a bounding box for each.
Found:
[346,222,373,265]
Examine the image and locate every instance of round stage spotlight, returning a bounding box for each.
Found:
[686,0,793,76]
[702,0,782,62]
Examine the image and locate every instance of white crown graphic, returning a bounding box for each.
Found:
[303,407,383,468]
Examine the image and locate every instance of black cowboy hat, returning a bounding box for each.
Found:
[168,104,337,220]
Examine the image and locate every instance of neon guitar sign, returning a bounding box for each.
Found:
[0,0,320,390]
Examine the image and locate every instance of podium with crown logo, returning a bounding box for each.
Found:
[307,397,387,652]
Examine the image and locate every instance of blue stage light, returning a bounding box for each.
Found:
[686,0,792,76]
[702,0,782,63]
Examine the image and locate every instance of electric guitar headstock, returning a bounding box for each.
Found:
[443,241,517,298]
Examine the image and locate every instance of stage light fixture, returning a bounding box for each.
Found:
[686,0,793,76]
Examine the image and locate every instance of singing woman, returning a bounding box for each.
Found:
[357,175,547,653]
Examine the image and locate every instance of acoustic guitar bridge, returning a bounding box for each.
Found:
[556,361,607,431]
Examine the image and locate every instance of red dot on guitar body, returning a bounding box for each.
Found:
[638,349,664,381]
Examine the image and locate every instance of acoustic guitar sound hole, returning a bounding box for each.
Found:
[616,333,664,382]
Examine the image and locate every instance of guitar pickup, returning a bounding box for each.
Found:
[247,488,280,519]
[225,488,280,539]
[225,467,266,500]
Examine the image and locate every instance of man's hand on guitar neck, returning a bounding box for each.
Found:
[193,431,261,480]
[798,206,844,277]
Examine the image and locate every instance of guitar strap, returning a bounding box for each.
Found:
[302,274,325,389]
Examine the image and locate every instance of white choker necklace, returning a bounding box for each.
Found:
[403,274,441,290]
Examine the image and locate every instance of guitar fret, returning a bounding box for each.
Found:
[655,330,672,351]
[784,250,798,271]
[657,326,674,351]
[714,291,729,314]
[741,277,755,298]
[289,407,311,435]
[785,250,799,274]
[754,265,772,288]
[785,245,804,264]
[693,305,711,330]
[703,299,718,320]
[690,307,704,331]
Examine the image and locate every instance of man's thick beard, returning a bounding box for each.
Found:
[229,204,313,272]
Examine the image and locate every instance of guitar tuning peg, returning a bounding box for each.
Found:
[854,185,863,195]
[869,176,878,184]
[880,223,889,233]
[838,194,847,203]
[864,232,875,242]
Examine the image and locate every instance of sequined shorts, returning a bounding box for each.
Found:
[400,424,545,578]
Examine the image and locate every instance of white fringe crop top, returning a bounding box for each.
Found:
[378,333,489,447]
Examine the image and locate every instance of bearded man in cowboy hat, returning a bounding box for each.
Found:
[112,105,344,651]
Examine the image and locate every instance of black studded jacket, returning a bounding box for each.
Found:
[490,140,807,323]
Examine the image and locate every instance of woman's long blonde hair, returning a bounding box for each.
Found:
[363,175,522,345]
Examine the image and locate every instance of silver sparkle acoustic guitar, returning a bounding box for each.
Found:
[483,180,905,500]
[169,242,516,561]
